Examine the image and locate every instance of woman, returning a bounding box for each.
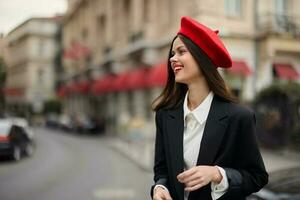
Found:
[151,16,268,200]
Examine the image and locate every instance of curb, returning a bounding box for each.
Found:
[106,136,153,173]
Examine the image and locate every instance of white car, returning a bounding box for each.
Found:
[0,118,35,161]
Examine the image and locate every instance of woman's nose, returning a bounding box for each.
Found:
[170,54,177,63]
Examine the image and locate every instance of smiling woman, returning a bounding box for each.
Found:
[151,16,268,200]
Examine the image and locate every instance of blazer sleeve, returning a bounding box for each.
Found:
[220,110,268,199]
[151,110,169,197]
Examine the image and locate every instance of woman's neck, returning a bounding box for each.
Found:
[187,80,210,111]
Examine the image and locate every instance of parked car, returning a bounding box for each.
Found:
[45,113,60,128]
[0,118,35,161]
[73,115,105,134]
[248,167,300,200]
[58,114,75,132]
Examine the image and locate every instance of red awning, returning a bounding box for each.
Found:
[91,75,115,95]
[68,81,90,94]
[57,86,67,98]
[126,67,149,90]
[273,63,299,80]
[227,61,252,76]
[68,83,78,94]
[146,62,168,88]
[72,43,91,58]
[111,72,131,92]
[2,87,24,96]
[77,81,90,93]
[63,43,91,60]
[63,48,78,60]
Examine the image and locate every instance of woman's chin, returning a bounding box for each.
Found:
[175,76,188,84]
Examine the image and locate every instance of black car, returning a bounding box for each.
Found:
[0,119,35,161]
[248,167,300,200]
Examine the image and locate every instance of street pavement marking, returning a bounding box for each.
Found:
[93,188,136,199]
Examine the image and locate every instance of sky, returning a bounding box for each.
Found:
[0,0,67,35]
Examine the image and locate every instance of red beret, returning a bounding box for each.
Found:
[178,16,232,68]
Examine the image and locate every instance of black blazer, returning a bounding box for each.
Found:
[151,95,268,200]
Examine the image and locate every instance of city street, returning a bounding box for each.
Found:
[1,1,300,199]
[0,127,152,200]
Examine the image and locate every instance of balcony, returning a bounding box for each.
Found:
[257,13,300,37]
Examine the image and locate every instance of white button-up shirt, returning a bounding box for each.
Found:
[183,91,228,200]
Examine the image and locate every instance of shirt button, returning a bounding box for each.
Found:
[186,114,197,130]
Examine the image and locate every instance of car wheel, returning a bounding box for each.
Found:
[24,142,34,157]
[12,146,21,161]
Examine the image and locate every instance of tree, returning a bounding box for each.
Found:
[253,82,300,149]
[43,99,62,114]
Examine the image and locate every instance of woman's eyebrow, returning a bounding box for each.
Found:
[172,45,185,52]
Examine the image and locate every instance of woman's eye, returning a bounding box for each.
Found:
[179,49,186,55]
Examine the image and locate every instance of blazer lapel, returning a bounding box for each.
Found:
[166,101,185,200]
[196,96,229,166]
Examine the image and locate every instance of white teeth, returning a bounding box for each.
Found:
[174,66,183,71]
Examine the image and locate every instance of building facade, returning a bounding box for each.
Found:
[0,34,7,113]
[60,0,300,135]
[4,17,61,117]
[256,0,300,90]
[0,34,6,57]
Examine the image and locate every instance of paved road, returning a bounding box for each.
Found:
[0,127,153,200]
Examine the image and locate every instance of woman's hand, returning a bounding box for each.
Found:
[177,165,222,192]
[153,186,173,200]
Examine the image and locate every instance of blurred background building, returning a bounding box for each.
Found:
[0,34,5,56]
[2,0,300,168]
[3,17,62,117]
[0,33,6,113]
[57,0,300,131]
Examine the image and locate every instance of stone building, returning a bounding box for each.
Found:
[60,0,300,138]
[4,17,61,117]
[0,34,6,57]
[256,0,300,90]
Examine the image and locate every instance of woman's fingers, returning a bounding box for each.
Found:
[177,168,197,183]
[185,182,205,192]
[184,177,210,191]
[177,165,217,191]
[162,190,173,200]
[178,167,204,184]
[184,178,202,187]
[153,187,173,200]
[153,192,163,200]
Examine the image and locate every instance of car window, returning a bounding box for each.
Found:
[14,126,24,134]
[0,122,11,136]
[9,125,18,135]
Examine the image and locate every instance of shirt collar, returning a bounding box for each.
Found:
[183,91,214,126]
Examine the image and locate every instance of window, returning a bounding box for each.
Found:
[274,0,288,30]
[37,68,44,83]
[144,90,152,119]
[225,0,242,17]
[97,15,106,38]
[38,40,45,56]
[128,91,134,116]
[124,0,131,41]
[274,0,287,15]
[81,28,89,41]
[143,0,149,23]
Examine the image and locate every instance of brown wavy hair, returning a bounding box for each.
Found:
[152,34,237,111]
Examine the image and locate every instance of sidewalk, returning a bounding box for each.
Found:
[106,135,154,172]
[107,135,300,173]
[261,148,300,172]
